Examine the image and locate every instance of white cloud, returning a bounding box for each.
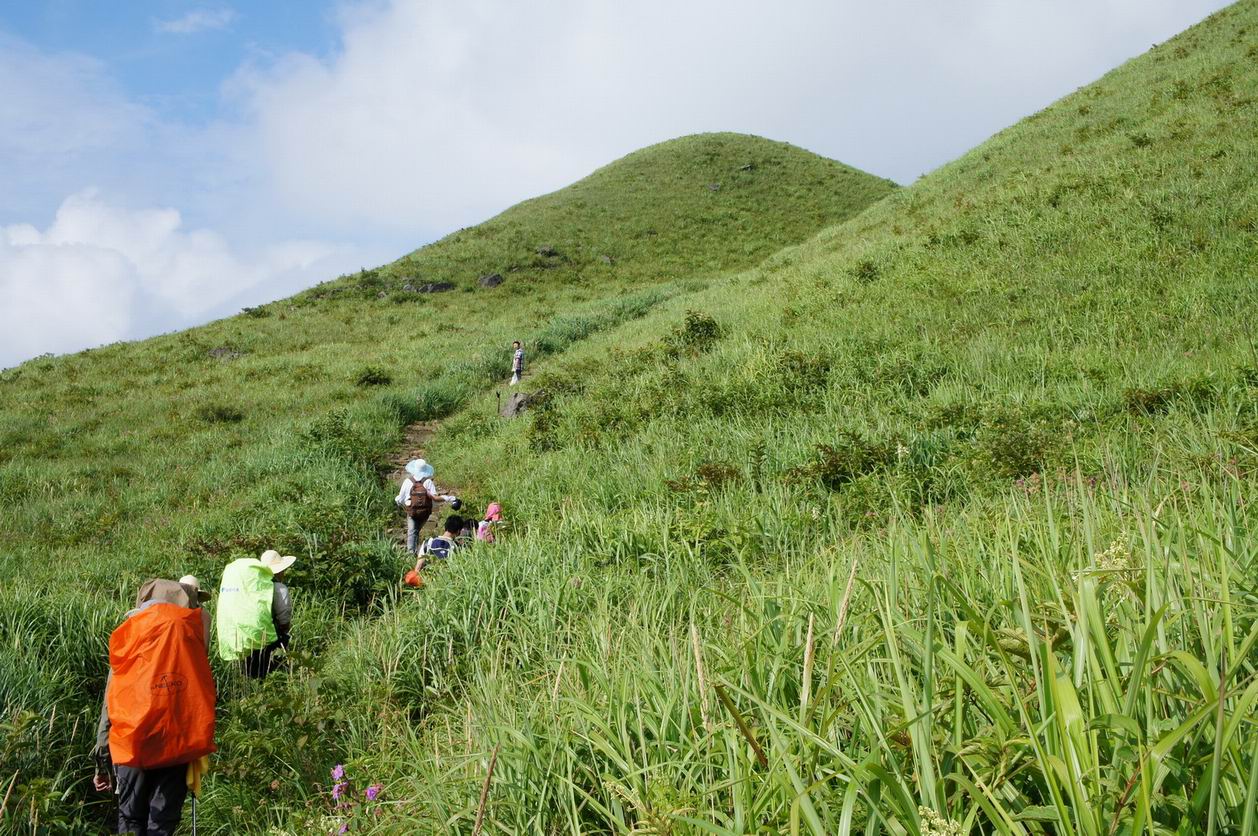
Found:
[155,8,237,35]
[0,190,344,368]
[233,0,1230,233]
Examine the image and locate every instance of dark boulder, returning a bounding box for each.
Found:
[479,273,504,288]
[418,282,455,293]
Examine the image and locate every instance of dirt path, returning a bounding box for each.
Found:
[387,420,459,545]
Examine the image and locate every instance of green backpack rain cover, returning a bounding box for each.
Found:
[216,558,277,661]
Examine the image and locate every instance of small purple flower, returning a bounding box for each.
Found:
[365,784,382,801]
[332,781,348,801]
[338,823,349,834]
[331,764,345,781]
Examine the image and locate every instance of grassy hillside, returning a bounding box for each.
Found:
[0,135,894,831]
[238,3,1257,834]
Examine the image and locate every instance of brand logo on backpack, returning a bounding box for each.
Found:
[152,672,187,695]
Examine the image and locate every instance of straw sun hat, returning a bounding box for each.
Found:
[259,549,297,575]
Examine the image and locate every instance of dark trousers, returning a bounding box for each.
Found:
[115,763,187,835]
[242,637,288,679]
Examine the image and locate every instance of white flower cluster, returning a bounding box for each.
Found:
[919,806,963,836]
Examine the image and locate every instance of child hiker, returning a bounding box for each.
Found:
[476,502,503,543]
[510,340,524,385]
[395,459,458,554]
[417,515,464,570]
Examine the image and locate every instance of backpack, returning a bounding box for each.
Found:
[216,558,277,661]
[107,604,216,769]
[406,479,434,520]
[420,536,454,560]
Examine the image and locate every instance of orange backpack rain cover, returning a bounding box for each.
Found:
[107,603,217,769]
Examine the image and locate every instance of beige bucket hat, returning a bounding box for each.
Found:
[259,549,297,575]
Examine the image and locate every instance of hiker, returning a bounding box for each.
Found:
[395,458,457,554]
[415,514,464,571]
[217,550,295,679]
[511,340,524,385]
[93,577,216,836]
[457,515,478,547]
[476,502,503,543]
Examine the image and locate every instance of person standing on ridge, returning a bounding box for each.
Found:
[395,458,458,554]
[93,577,216,836]
[217,550,296,679]
[511,340,524,385]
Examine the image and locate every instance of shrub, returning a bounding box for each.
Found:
[972,405,1062,478]
[196,403,245,423]
[665,310,723,356]
[786,431,894,490]
[852,258,880,283]
[354,366,393,387]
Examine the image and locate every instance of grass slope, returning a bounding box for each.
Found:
[0,135,894,831]
[264,3,1257,833]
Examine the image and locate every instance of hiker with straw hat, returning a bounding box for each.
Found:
[395,458,458,555]
[216,550,296,679]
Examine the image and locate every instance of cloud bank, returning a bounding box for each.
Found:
[0,191,340,367]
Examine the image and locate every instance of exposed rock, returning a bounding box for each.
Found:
[479,273,504,288]
[707,182,722,192]
[377,291,388,299]
[536,244,557,257]
[208,347,245,361]
[738,162,755,172]
[598,254,614,265]
[499,391,532,418]
[401,283,418,292]
[418,282,455,293]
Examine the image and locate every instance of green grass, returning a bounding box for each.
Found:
[269,3,1257,832]
[5,3,1258,832]
[0,135,893,832]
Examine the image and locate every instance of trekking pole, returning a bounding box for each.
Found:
[192,793,197,836]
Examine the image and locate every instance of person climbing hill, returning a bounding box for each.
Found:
[217,550,295,679]
[477,502,503,543]
[415,514,464,572]
[92,577,216,836]
[395,458,458,554]
[510,340,524,385]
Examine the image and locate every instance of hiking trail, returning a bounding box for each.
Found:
[386,420,462,546]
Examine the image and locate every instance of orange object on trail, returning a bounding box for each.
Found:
[107,603,217,769]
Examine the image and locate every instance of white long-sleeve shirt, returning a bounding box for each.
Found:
[395,476,455,507]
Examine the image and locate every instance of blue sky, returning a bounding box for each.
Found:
[2,1,337,122]
[0,0,1233,368]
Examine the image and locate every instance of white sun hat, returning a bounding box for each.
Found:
[259,549,297,575]
[405,459,434,481]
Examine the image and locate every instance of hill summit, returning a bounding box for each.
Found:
[302,132,896,303]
